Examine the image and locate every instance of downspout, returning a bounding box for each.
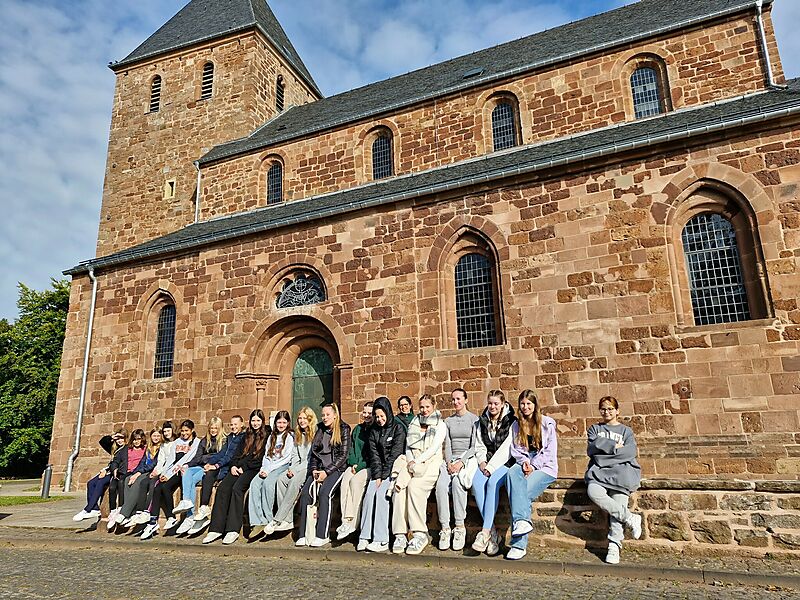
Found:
[63,268,98,492]
[194,161,202,223]
[755,0,786,89]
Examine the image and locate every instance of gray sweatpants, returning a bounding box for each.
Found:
[359,479,393,543]
[587,481,631,546]
[248,465,289,526]
[435,462,470,528]
[274,467,307,524]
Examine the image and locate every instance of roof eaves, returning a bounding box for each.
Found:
[199,0,762,165]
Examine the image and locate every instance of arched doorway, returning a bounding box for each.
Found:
[292,347,334,419]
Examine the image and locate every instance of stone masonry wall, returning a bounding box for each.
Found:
[50,118,800,489]
[96,31,319,257]
[198,10,783,221]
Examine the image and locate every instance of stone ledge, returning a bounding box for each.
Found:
[551,477,762,491]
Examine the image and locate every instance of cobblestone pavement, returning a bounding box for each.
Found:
[1,543,798,600]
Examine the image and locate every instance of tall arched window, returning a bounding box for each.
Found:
[149,75,162,113]
[276,75,285,112]
[455,253,499,348]
[200,62,214,99]
[372,133,393,180]
[631,66,665,119]
[681,213,751,326]
[153,303,176,378]
[491,102,518,151]
[267,161,283,205]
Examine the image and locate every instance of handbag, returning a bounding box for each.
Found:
[304,481,320,541]
[457,455,479,489]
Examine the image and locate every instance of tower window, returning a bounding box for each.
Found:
[267,162,283,205]
[491,102,518,151]
[163,180,176,199]
[631,66,665,119]
[372,133,393,180]
[276,75,285,112]
[149,75,162,113]
[200,62,214,99]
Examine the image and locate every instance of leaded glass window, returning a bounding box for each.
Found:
[372,134,393,180]
[276,273,326,308]
[149,75,162,113]
[491,102,517,151]
[631,67,664,119]
[267,162,283,205]
[682,213,751,326]
[455,253,498,349]
[154,304,176,378]
[201,62,214,99]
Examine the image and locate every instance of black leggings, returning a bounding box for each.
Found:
[150,476,182,518]
[209,469,258,534]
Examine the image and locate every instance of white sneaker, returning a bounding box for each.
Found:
[392,536,407,554]
[628,513,642,540]
[133,511,150,525]
[189,518,210,535]
[366,541,389,552]
[72,510,89,522]
[309,537,329,547]
[121,518,133,528]
[486,529,501,556]
[196,505,212,520]
[273,520,294,532]
[405,532,429,555]
[249,525,265,539]
[222,531,239,545]
[173,499,194,515]
[202,532,222,544]
[512,520,533,536]
[164,517,179,530]
[295,537,308,547]
[471,530,490,552]
[356,538,369,552]
[337,523,356,540]
[605,543,620,564]
[176,517,195,535]
[263,522,275,536]
[452,526,467,551]
[106,509,120,531]
[140,523,158,540]
[506,547,526,560]
[438,528,451,551]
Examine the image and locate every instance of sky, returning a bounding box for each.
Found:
[1,0,798,321]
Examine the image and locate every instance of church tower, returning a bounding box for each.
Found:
[96,0,321,256]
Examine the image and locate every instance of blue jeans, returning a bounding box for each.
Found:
[471,465,508,531]
[507,464,556,550]
[181,466,205,517]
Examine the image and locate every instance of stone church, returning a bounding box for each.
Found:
[51,0,800,550]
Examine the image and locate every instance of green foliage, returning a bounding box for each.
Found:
[0,495,70,507]
[0,280,70,476]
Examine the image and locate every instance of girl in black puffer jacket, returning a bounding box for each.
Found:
[357,396,406,552]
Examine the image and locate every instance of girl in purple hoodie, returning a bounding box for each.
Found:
[505,389,558,560]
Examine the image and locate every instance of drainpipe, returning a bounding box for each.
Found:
[755,0,786,89]
[63,268,98,492]
[194,161,202,223]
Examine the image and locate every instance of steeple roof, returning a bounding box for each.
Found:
[112,0,320,97]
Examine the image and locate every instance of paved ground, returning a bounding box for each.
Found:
[1,542,798,600]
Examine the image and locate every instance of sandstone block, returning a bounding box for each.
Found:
[690,520,733,544]
[719,493,773,512]
[648,512,691,541]
[635,493,668,510]
[734,528,770,547]
[668,493,718,511]
[751,513,800,530]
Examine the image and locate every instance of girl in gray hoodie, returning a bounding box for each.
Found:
[585,396,643,564]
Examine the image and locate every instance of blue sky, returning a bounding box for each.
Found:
[1,0,798,320]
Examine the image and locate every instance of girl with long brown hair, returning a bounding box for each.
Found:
[505,389,558,560]
[271,406,317,532]
[203,409,269,545]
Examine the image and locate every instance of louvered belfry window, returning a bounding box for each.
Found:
[267,162,283,205]
[682,213,751,326]
[154,304,176,378]
[276,75,285,112]
[455,253,498,349]
[149,75,162,112]
[372,134,393,180]
[631,66,664,119]
[491,102,517,151]
[200,62,214,99]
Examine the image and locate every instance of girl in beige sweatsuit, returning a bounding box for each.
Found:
[390,394,446,555]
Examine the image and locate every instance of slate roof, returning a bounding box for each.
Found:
[66,78,800,276]
[199,0,769,165]
[113,0,321,97]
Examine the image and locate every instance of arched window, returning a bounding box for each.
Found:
[681,213,751,326]
[200,62,214,99]
[153,303,176,378]
[276,75,285,112]
[267,162,283,205]
[631,66,665,119]
[149,75,162,113]
[372,133,393,180]
[455,253,499,348]
[276,271,326,308]
[491,102,518,151]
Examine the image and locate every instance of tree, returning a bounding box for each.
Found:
[0,279,70,476]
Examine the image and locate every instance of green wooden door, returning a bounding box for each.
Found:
[292,348,334,420]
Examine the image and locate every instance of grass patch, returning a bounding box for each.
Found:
[0,496,71,507]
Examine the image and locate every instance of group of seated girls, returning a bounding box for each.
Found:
[74,390,642,564]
